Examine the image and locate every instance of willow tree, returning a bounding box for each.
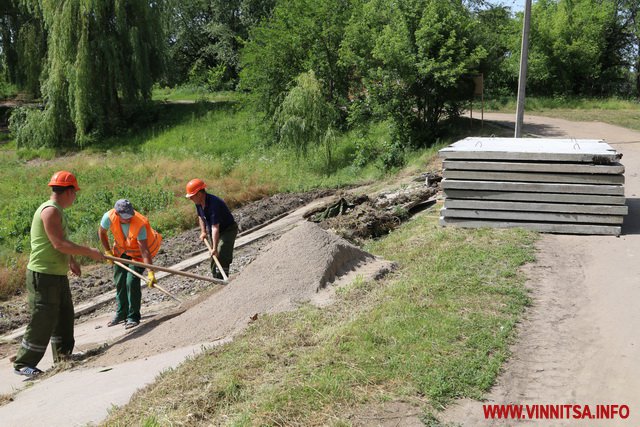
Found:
[0,0,46,96]
[13,0,164,147]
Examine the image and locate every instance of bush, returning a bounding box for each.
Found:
[9,106,57,148]
[351,134,381,168]
[378,139,406,171]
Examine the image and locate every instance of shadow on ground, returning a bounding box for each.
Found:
[622,198,640,235]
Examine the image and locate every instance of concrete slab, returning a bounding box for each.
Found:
[444,199,629,215]
[0,305,177,396]
[442,190,627,205]
[0,342,221,427]
[440,207,624,224]
[442,160,625,174]
[442,179,625,195]
[439,137,620,162]
[443,170,624,185]
[439,216,622,235]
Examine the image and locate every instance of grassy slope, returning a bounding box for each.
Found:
[102,212,536,426]
[486,97,640,131]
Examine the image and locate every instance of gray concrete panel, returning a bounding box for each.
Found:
[439,137,620,162]
[441,207,624,224]
[443,170,624,185]
[439,216,621,235]
[444,199,629,215]
[442,179,625,195]
[442,160,625,174]
[442,190,626,205]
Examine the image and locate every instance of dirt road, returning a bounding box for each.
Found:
[442,113,640,426]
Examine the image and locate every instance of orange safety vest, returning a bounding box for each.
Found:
[108,209,162,262]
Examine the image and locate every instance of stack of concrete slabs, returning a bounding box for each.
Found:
[438,137,627,235]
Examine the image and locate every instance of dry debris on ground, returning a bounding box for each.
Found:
[307,172,441,243]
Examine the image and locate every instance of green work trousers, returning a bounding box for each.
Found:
[210,222,238,279]
[113,255,144,323]
[14,270,75,370]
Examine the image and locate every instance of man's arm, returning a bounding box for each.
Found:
[41,206,103,261]
[198,216,207,241]
[138,239,153,266]
[98,226,111,252]
[210,223,221,257]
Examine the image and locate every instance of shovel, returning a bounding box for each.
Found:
[113,260,182,304]
[203,239,229,282]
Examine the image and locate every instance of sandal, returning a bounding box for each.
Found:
[124,320,139,329]
[14,366,43,378]
[107,317,124,327]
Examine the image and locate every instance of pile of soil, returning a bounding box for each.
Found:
[93,222,377,365]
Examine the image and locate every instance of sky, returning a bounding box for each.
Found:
[489,0,526,12]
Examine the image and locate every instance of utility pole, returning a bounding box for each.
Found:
[515,0,532,138]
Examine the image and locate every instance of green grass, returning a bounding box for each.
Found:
[102,212,537,426]
[152,86,239,103]
[485,96,640,131]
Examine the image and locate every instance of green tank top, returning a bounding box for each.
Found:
[27,200,69,276]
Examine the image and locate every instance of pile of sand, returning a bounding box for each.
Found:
[95,222,378,364]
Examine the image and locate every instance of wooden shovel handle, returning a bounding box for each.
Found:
[203,239,229,282]
[113,260,182,303]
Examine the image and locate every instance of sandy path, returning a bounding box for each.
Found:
[441,113,640,426]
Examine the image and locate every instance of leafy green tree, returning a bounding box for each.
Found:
[616,0,640,97]
[340,0,486,147]
[525,0,630,96]
[0,0,46,97]
[240,0,352,116]
[473,4,520,96]
[274,70,337,169]
[12,0,165,148]
[162,0,275,88]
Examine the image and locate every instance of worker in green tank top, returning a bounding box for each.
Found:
[13,171,104,378]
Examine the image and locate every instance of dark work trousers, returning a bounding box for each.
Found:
[210,222,238,279]
[113,255,144,323]
[14,270,75,370]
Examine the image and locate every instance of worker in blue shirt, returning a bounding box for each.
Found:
[185,179,238,279]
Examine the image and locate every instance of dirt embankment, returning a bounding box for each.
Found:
[0,189,335,341]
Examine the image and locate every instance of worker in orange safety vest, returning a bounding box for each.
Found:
[98,199,162,329]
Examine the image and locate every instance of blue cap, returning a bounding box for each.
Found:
[114,199,134,219]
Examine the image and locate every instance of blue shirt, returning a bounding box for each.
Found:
[196,193,235,231]
[100,212,147,240]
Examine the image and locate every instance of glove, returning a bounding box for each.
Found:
[105,249,114,265]
[147,271,157,288]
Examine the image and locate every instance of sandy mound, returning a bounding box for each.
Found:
[94,222,376,364]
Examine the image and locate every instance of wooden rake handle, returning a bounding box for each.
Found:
[104,254,226,285]
[113,260,182,304]
[203,239,229,282]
